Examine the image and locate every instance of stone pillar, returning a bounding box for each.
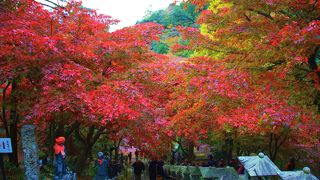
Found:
[21,125,40,180]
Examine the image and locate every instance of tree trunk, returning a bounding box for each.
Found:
[9,122,18,166]
[114,146,119,161]
[268,133,288,161]
[74,125,105,175]
[55,118,65,137]
[113,138,122,161]
[226,137,233,163]
[75,144,93,174]
[185,141,195,161]
[222,132,233,163]
[9,79,19,167]
[48,121,56,156]
[1,82,10,138]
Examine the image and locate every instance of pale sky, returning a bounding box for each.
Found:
[82,0,174,31]
[36,0,175,31]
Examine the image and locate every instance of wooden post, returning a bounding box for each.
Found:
[21,125,40,180]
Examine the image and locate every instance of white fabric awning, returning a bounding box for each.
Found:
[279,167,319,180]
[238,153,281,177]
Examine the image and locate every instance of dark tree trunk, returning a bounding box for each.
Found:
[222,132,233,163]
[74,125,105,175]
[55,118,65,137]
[191,143,195,160]
[185,141,195,161]
[9,122,18,166]
[75,144,93,174]
[234,130,241,157]
[48,121,56,156]
[268,133,288,161]
[113,138,123,161]
[1,82,10,138]
[114,144,119,161]
[9,79,19,167]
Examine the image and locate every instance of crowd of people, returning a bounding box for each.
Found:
[49,136,171,180]
[169,153,297,175]
[48,136,124,179]
[172,154,243,174]
[44,137,299,179]
[132,158,172,180]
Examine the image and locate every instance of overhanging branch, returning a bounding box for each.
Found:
[248,8,274,20]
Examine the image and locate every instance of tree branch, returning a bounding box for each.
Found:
[91,127,107,146]
[65,121,80,138]
[33,0,63,9]
[205,46,243,55]
[43,0,60,7]
[310,0,318,12]
[33,1,56,9]
[248,8,274,20]
[277,133,288,150]
[243,14,251,22]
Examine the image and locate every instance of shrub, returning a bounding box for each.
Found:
[151,41,169,54]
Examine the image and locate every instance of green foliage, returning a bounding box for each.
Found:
[151,41,169,54]
[139,3,199,28]
[178,38,189,46]
[5,161,24,179]
[162,28,180,38]
[315,48,320,66]
[87,162,97,177]
[138,3,201,55]
[4,161,20,171]
[174,50,193,58]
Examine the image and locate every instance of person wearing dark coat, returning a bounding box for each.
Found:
[132,159,145,180]
[128,152,132,164]
[94,152,109,180]
[207,154,216,167]
[149,159,158,180]
[157,160,171,179]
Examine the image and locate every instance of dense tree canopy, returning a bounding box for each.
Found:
[1,0,320,177]
[169,0,320,167]
[0,0,168,172]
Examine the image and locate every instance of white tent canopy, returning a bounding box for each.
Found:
[279,167,319,180]
[238,153,281,177]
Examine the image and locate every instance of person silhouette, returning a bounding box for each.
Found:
[132,158,145,180]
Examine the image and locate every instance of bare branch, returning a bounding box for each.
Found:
[43,0,60,7]
[310,0,318,12]
[244,14,251,22]
[33,0,63,9]
[248,8,274,20]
